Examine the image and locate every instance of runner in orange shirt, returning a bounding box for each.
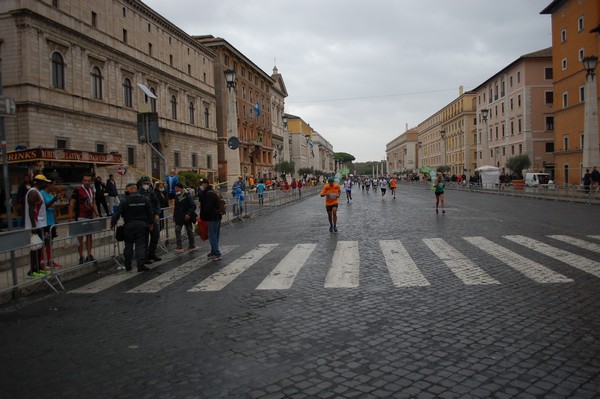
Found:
[320,176,341,233]
[390,177,397,199]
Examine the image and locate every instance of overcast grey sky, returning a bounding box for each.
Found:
[144,0,553,162]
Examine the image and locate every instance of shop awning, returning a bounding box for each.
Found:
[6,148,123,165]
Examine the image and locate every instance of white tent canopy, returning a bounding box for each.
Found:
[475,165,500,188]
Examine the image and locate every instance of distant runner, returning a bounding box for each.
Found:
[320,176,341,233]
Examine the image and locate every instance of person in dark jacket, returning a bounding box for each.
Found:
[94,176,110,217]
[199,178,222,260]
[154,181,169,231]
[110,183,154,272]
[106,174,120,213]
[173,182,196,250]
[138,176,161,262]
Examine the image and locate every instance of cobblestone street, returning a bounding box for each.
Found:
[1,184,599,398]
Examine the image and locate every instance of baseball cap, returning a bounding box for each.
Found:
[140,176,151,182]
[199,178,208,184]
[328,176,335,182]
[126,182,137,188]
[33,174,51,183]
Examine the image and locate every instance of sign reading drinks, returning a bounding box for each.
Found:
[7,148,123,164]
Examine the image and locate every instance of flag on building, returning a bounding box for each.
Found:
[254,102,260,117]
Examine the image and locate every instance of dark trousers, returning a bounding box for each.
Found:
[95,194,110,216]
[146,220,159,258]
[123,221,147,269]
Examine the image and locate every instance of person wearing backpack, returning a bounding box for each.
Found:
[199,179,223,260]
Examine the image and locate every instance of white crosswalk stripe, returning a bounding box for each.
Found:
[549,235,600,253]
[68,235,600,295]
[127,246,238,294]
[256,243,317,290]
[589,235,600,241]
[423,238,500,285]
[463,237,572,283]
[188,244,278,292]
[504,235,600,278]
[379,240,430,287]
[325,241,360,288]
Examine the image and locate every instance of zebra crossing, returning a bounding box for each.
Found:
[69,234,600,295]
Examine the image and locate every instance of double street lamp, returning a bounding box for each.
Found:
[582,55,599,173]
[480,108,490,166]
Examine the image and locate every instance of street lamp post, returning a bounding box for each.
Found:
[418,141,423,170]
[481,109,490,166]
[224,69,241,189]
[582,56,599,174]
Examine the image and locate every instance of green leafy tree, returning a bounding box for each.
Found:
[505,154,531,179]
[436,165,451,174]
[274,161,295,178]
[297,167,314,177]
[177,170,204,189]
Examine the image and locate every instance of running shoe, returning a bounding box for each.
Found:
[329,226,334,232]
[208,254,222,260]
[333,226,338,233]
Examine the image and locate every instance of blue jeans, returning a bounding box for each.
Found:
[208,220,221,256]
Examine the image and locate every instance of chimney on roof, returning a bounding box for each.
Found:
[459,85,464,96]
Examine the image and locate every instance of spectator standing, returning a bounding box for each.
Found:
[15,174,31,227]
[25,174,50,277]
[165,169,179,207]
[232,176,246,197]
[94,176,110,216]
[138,176,161,262]
[199,178,223,260]
[173,182,196,251]
[582,169,592,194]
[110,183,154,272]
[106,174,120,213]
[154,181,169,231]
[297,179,303,197]
[256,179,266,206]
[68,174,100,264]
[591,166,600,191]
[41,178,59,269]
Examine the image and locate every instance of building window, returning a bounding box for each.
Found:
[510,98,514,110]
[150,87,156,112]
[561,58,567,70]
[518,119,522,133]
[511,145,515,155]
[204,107,210,128]
[122,7,126,17]
[91,66,102,99]
[560,28,567,43]
[56,138,68,149]
[511,121,514,135]
[517,71,521,83]
[91,11,97,27]
[148,23,151,32]
[188,64,191,75]
[578,16,584,32]
[96,142,106,153]
[207,154,212,170]
[564,165,569,184]
[148,43,153,56]
[519,144,523,154]
[169,54,173,66]
[563,136,569,151]
[502,147,506,156]
[562,92,568,108]
[544,67,553,80]
[580,86,585,102]
[546,142,554,152]
[174,151,181,168]
[509,76,513,87]
[545,91,554,104]
[170,95,177,119]
[122,29,127,43]
[52,0,59,7]
[517,95,521,107]
[127,146,135,166]
[546,116,554,131]
[51,52,65,89]
[189,101,195,124]
[123,78,133,108]
[578,48,585,61]
[191,153,198,168]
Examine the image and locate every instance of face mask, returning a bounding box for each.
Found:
[199,186,205,191]
[159,188,164,192]
[142,184,149,190]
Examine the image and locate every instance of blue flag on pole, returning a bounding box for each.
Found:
[254,102,260,117]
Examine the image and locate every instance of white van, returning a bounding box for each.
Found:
[525,173,550,187]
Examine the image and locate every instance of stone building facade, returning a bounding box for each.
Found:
[0,0,218,185]
[386,127,418,176]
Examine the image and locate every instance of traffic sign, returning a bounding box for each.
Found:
[0,96,16,117]
[228,136,239,150]
[117,166,126,176]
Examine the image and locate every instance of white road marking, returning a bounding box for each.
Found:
[69,251,179,294]
[379,240,430,287]
[423,238,499,285]
[188,244,278,292]
[256,243,317,290]
[325,241,360,288]
[549,235,600,253]
[505,235,600,278]
[127,245,238,293]
[464,237,572,283]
